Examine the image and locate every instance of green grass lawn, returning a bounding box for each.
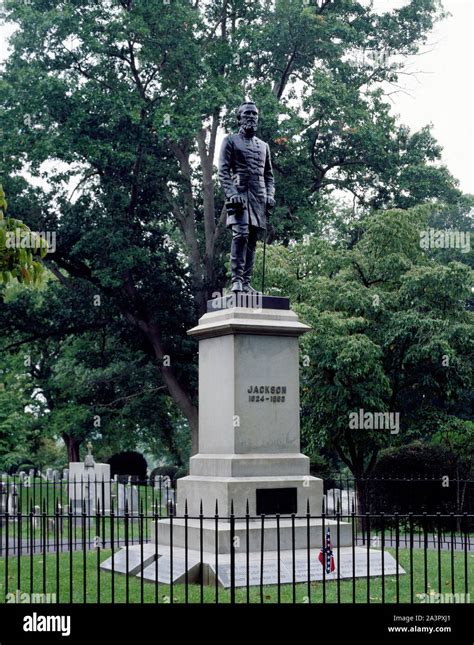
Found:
[0,547,471,604]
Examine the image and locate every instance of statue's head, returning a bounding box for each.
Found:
[236,101,259,136]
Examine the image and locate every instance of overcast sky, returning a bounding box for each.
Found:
[1,0,472,194]
[372,0,473,194]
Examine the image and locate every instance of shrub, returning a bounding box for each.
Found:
[150,466,181,486]
[364,442,472,519]
[108,451,147,483]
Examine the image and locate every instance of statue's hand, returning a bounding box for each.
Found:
[230,194,245,205]
[266,197,275,208]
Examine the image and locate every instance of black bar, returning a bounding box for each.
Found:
[259,512,265,604]
[306,500,310,604]
[199,500,204,604]
[366,511,370,604]
[381,512,385,604]
[214,500,218,604]
[409,512,414,603]
[230,500,235,605]
[291,512,296,604]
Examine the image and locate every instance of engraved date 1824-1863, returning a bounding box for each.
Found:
[247,384,287,403]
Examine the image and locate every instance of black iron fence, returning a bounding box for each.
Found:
[2,473,472,513]
[322,474,473,518]
[0,495,471,604]
[0,473,472,536]
[0,474,176,520]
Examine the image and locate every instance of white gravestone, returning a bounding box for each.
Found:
[0,482,7,520]
[117,483,139,516]
[68,443,111,514]
[7,484,19,515]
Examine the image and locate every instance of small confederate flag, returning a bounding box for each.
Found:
[318,527,335,574]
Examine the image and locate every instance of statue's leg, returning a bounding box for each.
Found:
[243,226,259,292]
[230,224,248,291]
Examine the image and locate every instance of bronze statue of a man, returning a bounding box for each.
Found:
[218,101,275,292]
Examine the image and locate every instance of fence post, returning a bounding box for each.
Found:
[230,499,235,605]
[199,500,204,603]
[306,499,310,604]
[214,499,218,604]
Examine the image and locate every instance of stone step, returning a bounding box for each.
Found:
[151,517,352,553]
[100,544,405,588]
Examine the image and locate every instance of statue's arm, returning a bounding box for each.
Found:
[218,136,239,200]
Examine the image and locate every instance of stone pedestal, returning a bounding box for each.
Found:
[101,296,404,586]
[177,297,322,518]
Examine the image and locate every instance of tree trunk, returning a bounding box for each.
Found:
[119,272,200,456]
[146,321,199,455]
[62,434,81,463]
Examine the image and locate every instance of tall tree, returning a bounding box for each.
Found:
[1,0,459,452]
[258,206,473,500]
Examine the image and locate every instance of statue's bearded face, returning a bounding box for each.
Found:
[239,104,259,135]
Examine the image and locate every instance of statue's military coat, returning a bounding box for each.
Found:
[218,132,275,230]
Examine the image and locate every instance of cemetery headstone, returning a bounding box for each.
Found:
[7,484,19,516]
[0,482,7,523]
[118,483,139,516]
[68,443,111,514]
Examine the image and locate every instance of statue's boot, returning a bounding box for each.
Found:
[231,232,247,292]
[242,228,259,293]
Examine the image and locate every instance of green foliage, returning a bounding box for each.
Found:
[0,353,38,472]
[373,441,469,478]
[365,441,472,517]
[260,207,473,476]
[0,280,192,466]
[0,0,470,471]
[0,185,46,288]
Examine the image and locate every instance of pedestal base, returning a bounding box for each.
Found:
[155,516,351,553]
[177,473,323,517]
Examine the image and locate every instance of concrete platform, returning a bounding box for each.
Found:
[100,543,405,588]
